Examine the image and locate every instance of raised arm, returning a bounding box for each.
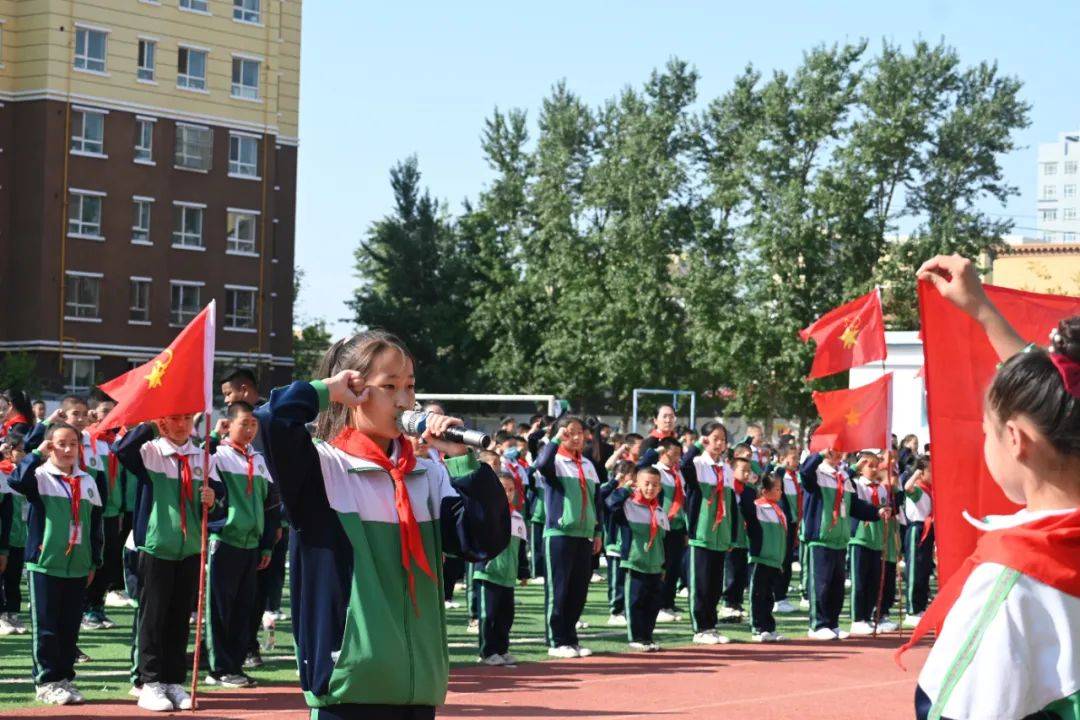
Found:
[798,452,825,492]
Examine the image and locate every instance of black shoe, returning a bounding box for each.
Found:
[243,653,264,669]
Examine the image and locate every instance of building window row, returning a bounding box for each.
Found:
[64,271,258,331]
[74,23,262,100]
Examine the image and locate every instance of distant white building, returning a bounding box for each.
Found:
[1037,132,1080,243]
[849,331,929,448]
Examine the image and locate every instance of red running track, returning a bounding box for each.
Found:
[6,638,929,720]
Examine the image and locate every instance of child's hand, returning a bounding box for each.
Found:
[257,555,271,571]
[519,578,529,587]
[917,254,990,319]
[422,414,468,458]
[214,418,230,437]
[592,537,602,555]
[86,569,95,588]
[36,438,53,456]
[323,370,368,406]
[201,485,215,508]
[0,555,7,573]
[47,408,65,424]
[878,507,893,520]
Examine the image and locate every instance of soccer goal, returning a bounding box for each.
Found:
[414,393,568,432]
[630,388,697,434]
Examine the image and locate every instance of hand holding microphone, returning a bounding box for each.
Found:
[397,410,490,453]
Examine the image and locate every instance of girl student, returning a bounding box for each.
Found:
[896,254,1080,719]
[255,330,509,720]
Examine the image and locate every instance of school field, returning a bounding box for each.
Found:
[0,569,930,718]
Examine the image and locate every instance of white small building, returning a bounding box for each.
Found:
[1037,132,1080,243]
[849,331,929,448]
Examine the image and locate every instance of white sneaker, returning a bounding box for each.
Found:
[849,621,875,636]
[573,645,593,657]
[718,606,742,620]
[444,600,461,609]
[575,620,589,630]
[606,614,627,627]
[35,682,75,705]
[876,619,899,633]
[752,631,777,643]
[693,631,719,645]
[466,619,480,635]
[903,613,922,628]
[9,614,27,634]
[129,686,142,698]
[137,682,175,712]
[773,599,797,614]
[454,582,466,591]
[105,590,132,608]
[799,598,810,610]
[807,627,839,641]
[59,680,85,704]
[589,572,603,584]
[791,561,802,573]
[677,587,689,598]
[547,645,578,659]
[656,609,680,623]
[628,641,651,652]
[0,615,14,636]
[501,652,518,665]
[773,633,787,641]
[833,628,850,640]
[647,642,661,652]
[479,654,506,666]
[164,683,192,710]
[530,576,545,585]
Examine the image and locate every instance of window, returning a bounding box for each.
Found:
[137,39,155,81]
[172,204,204,248]
[179,0,209,12]
[1065,233,1077,243]
[177,47,207,91]
[231,57,260,99]
[175,124,212,171]
[1042,231,1054,242]
[132,198,152,244]
[1065,208,1077,221]
[225,287,256,330]
[233,0,260,23]
[74,27,108,73]
[1042,184,1057,200]
[63,357,97,394]
[71,109,105,155]
[228,133,258,177]
[135,118,154,162]
[1040,209,1058,222]
[170,282,202,326]
[1066,161,1078,175]
[227,210,258,254]
[129,278,151,323]
[65,272,102,320]
[68,191,103,238]
[1066,185,1076,199]
[1044,162,1058,176]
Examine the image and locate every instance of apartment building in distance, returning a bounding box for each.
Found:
[0,0,301,395]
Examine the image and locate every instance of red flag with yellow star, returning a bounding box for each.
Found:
[96,301,216,430]
[808,373,891,453]
[799,289,886,379]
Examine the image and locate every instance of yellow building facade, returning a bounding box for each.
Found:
[991,243,1080,297]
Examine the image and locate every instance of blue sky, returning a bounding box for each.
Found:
[295,1,1080,336]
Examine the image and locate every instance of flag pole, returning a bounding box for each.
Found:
[872,355,890,638]
[190,413,211,709]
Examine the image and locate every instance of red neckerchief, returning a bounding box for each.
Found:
[896,508,1080,669]
[710,463,726,529]
[0,459,14,474]
[62,474,82,555]
[89,426,120,491]
[332,428,434,613]
[863,480,881,528]
[661,464,685,519]
[556,445,589,510]
[222,440,256,495]
[829,466,847,528]
[754,496,787,530]
[631,490,661,549]
[503,459,525,512]
[916,479,934,543]
[175,453,195,539]
[1,414,28,439]
[786,468,803,527]
[649,429,673,440]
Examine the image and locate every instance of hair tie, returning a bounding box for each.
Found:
[1048,352,1080,400]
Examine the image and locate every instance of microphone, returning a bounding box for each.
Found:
[397,410,490,449]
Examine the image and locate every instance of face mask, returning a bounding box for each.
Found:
[504,447,520,461]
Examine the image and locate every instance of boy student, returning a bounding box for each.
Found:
[606,465,669,652]
[680,421,733,645]
[847,452,895,635]
[205,402,278,688]
[0,439,29,635]
[536,416,605,659]
[902,455,934,626]
[474,472,529,666]
[10,422,103,706]
[799,448,891,640]
[737,459,790,642]
[773,444,802,613]
[115,415,223,712]
[653,437,687,622]
[599,460,635,626]
[720,443,754,619]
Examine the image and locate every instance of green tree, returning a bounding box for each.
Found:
[0,353,41,395]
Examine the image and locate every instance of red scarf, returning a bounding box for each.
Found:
[89,426,120,491]
[1,414,29,439]
[916,479,934,544]
[223,440,256,495]
[710,464,726,529]
[649,429,673,440]
[863,481,882,528]
[62,474,82,555]
[632,490,661,549]
[896,508,1080,668]
[664,465,685,519]
[556,445,590,510]
[332,428,434,612]
[786,468,803,527]
[754,496,787,530]
[175,453,195,539]
[829,466,847,528]
[0,459,13,474]
[504,460,525,513]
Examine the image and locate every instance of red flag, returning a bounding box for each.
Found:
[799,289,887,379]
[808,373,891,453]
[97,302,216,430]
[918,282,1080,584]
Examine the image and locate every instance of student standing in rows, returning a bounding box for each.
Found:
[653,437,687,622]
[773,444,802,613]
[600,460,633,627]
[847,452,891,635]
[720,443,754,619]
[536,416,605,659]
[680,421,732,645]
[10,423,103,706]
[475,472,529,666]
[738,460,790,642]
[606,465,668,652]
[902,455,934,626]
[0,390,34,445]
[0,438,29,635]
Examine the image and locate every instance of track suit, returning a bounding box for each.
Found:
[255,381,509,718]
[0,461,29,616]
[9,452,103,685]
[680,444,733,633]
[739,486,789,634]
[207,441,278,678]
[847,478,891,624]
[798,453,881,632]
[114,423,225,687]
[474,509,528,658]
[903,480,935,616]
[525,462,547,580]
[605,487,668,644]
[655,462,687,612]
[598,476,626,617]
[535,439,604,649]
[721,467,751,612]
[776,466,802,602]
[84,431,124,613]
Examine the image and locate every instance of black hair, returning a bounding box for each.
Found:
[494,430,511,444]
[624,432,644,444]
[657,437,681,452]
[759,470,780,492]
[60,395,88,410]
[988,316,1080,458]
[45,421,80,442]
[700,420,727,437]
[500,416,515,425]
[614,460,636,478]
[227,401,255,419]
[1,389,34,423]
[552,415,585,437]
[497,470,516,484]
[914,454,931,472]
[221,367,258,388]
[732,442,753,456]
[635,465,662,480]
[731,456,752,470]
